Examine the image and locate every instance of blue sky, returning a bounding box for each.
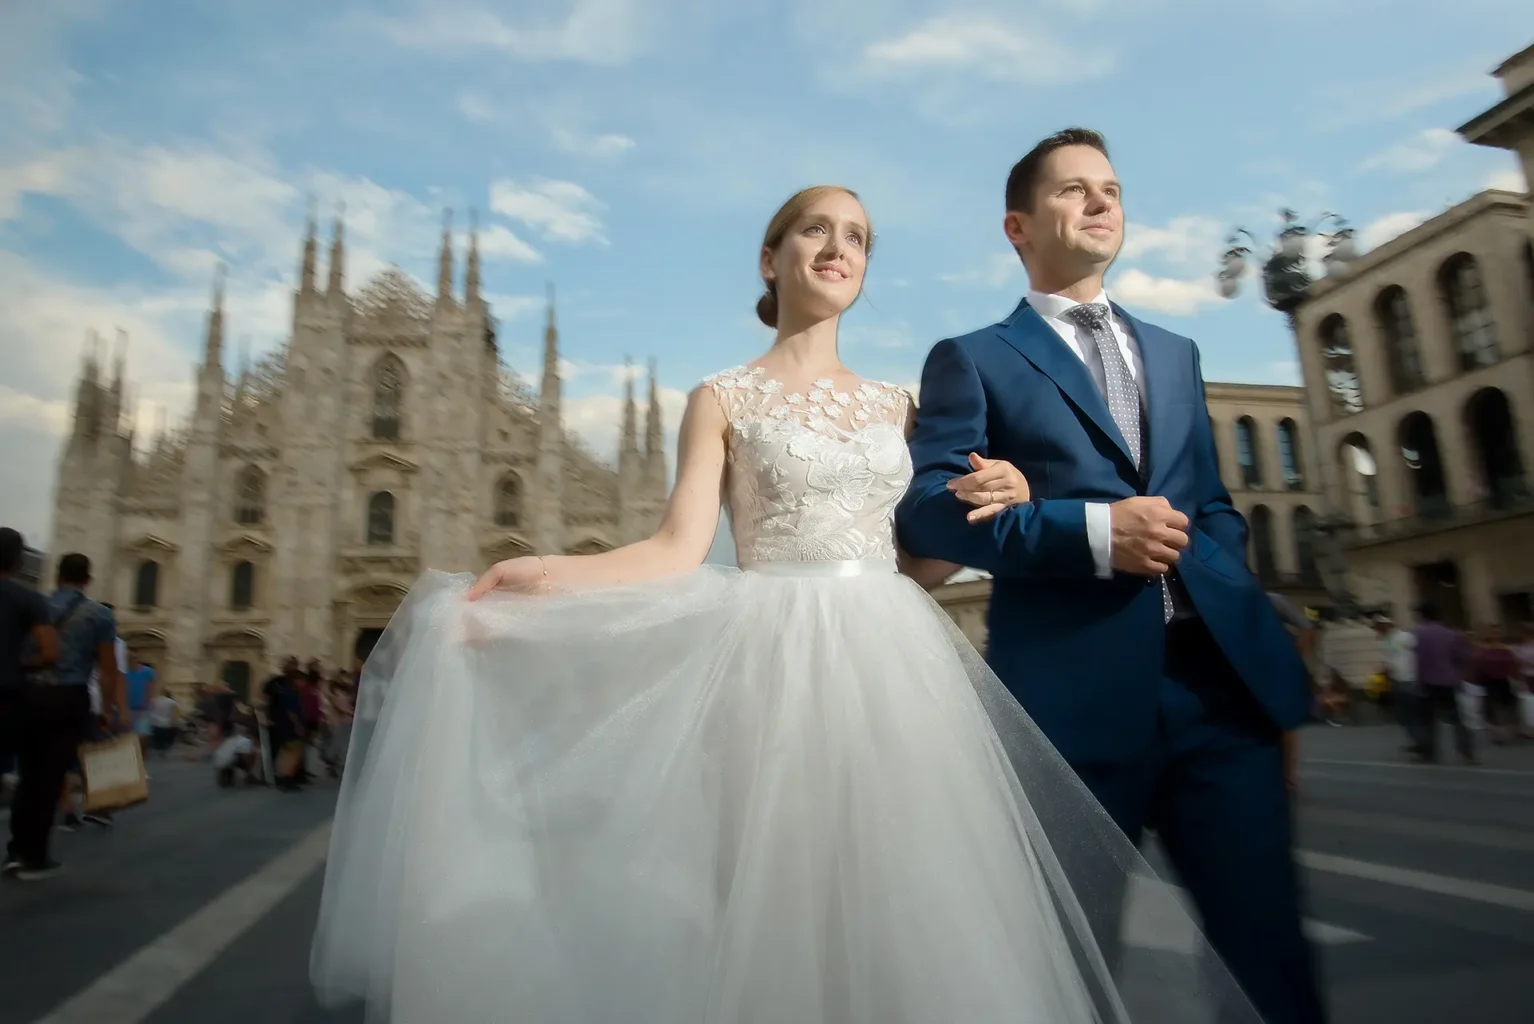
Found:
[1,0,1529,545]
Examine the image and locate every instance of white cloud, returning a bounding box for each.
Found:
[489,178,606,244]
[0,386,70,436]
[374,0,650,66]
[477,223,543,263]
[1358,128,1460,174]
[456,90,498,124]
[551,127,637,159]
[1360,210,1430,251]
[1121,215,1225,267]
[1487,166,1527,193]
[483,292,545,322]
[0,150,81,220]
[1109,268,1222,317]
[862,16,1115,84]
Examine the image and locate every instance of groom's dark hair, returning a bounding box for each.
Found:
[1005,128,1110,213]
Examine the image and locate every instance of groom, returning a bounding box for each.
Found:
[897,128,1326,1024]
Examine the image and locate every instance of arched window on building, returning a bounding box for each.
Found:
[1464,387,1527,507]
[1248,505,1277,583]
[1235,417,1263,489]
[230,561,255,610]
[371,355,405,440]
[1439,253,1499,370]
[1277,419,1304,491]
[233,466,266,525]
[134,560,160,609]
[1293,506,1320,584]
[1398,412,1450,520]
[1318,314,1363,414]
[494,474,523,528]
[367,491,396,546]
[1338,433,1381,525]
[1374,286,1425,394]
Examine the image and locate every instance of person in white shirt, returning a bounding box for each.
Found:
[148,690,180,757]
[1376,615,1422,753]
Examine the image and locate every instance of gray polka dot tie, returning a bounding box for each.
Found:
[1062,303,1175,622]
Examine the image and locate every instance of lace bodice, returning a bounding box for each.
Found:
[705,366,914,565]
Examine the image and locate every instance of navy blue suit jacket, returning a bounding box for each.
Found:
[896,298,1311,765]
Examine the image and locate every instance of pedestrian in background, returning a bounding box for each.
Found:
[0,529,58,817]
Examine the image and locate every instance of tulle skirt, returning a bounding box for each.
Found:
[310,560,1261,1023]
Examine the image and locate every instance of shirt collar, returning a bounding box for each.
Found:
[1026,288,1110,324]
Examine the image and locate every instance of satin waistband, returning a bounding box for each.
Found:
[741,558,898,578]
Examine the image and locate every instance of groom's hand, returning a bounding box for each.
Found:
[1109,496,1189,575]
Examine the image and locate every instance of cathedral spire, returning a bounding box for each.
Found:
[82,328,100,386]
[436,208,455,306]
[327,202,346,295]
[121,380,136,442]
[104,327,127,433]
[300,195,318,294]
[620,356,640,457]
[644,357,668,492]
[534,281,565,553]
[538,282,561,422]
[464,208,482,306]
[112,327,128,387]
[204,263,226,373]
[73,329,102,438]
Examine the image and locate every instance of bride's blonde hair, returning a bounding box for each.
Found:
[756,185,873,329]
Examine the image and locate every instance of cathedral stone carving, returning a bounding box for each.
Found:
[47,215,669,699]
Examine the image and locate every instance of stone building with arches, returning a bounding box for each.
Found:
[46,215,669,699]
[1291,187,1533,629]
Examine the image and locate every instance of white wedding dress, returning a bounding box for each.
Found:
[310,366,1261,1023]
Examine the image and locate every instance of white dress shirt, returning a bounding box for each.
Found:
[1025,288,1138,579]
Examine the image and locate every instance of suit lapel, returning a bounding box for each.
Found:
[1113,304,1180,489]
[996,299,1136,473]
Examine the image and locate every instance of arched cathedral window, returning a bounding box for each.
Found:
[371,355,405,441]
[231,561,255,610]
[494,474,522,528]
[367,492,396,546]
[234,466,265,525]
[134,561,160,609]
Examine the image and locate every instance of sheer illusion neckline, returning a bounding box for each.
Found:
[713,364,909,438]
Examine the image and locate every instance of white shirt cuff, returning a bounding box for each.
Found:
[1085,502,1113,579]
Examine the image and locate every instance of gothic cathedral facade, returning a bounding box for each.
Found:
[47,214,669,698]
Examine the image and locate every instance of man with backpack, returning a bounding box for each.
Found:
[3,552,122,880]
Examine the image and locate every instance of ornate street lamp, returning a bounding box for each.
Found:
[1215,209,1357,316]
[1215,209,1363,620]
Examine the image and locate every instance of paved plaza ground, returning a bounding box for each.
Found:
[3,723,1532,1023]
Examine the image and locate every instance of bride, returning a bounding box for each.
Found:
[310,186,1263,1022]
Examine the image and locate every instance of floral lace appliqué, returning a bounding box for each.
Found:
[704,366,913,565]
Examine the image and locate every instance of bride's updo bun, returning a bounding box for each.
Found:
[755,283,779,329]
[756,185,871,328]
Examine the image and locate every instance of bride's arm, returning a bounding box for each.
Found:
[898,392,962,590]
[469,385,728,597]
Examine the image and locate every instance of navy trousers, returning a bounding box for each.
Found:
[1074,619,1329,1024]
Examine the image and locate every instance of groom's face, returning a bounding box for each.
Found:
[1006,145,1123,276]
